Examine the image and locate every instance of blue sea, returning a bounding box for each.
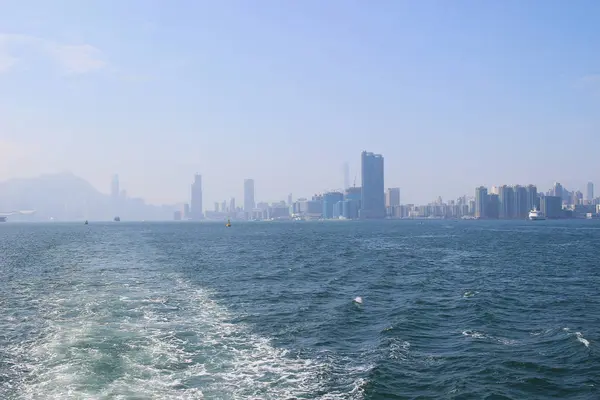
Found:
[0,220,598,399]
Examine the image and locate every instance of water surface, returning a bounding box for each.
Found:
[0,220,598,399]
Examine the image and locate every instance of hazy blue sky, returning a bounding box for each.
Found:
[1,0,599,206]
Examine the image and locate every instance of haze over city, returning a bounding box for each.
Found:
[1,1,600,207]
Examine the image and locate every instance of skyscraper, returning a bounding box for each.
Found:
[343,162,350,190]
[487,193,500,219]
[587,182,594,202]
[498,185,515,219]
[385,188,401,208]
[514,185,529,219]
[111,174,119,199]
[526,185,538,211]
[475,186,487,218]
[322,192,344,219]
[552,182,563,200]
[244,179,255,217]
[360,151,385,219]
[111,174,120,217]
[190,174,203,220]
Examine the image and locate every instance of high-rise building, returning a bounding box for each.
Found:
[343,162,350,190]
[386,188,401,208]
[111,174,119,199]
[111,174,120,217]
[541,196,562,219]
[244,179,255,217]
[322,192,344,219]
[487,193,500,219]
[573,190,583,205]
[221,200,227,213]
[190,174,203,220]
[514,185,529,219]
[498,185,515,219]
[287,193,293,206]
[214,202,219,212]
[359,151,385,219]
[183,203,190,219]
[587,182,594,202]
[345,187,361,202]
[475,186,487,218]
[552,182,564,200]
[526,185,538,211]
[385,187,400,218]
[230,198,236,213]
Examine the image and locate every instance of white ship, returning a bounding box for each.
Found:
[528,208,546,220]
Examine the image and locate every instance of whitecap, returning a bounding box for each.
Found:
[575,332,590,348]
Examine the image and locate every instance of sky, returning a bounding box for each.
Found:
[1,0,599,206]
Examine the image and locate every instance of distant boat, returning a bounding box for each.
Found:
[528,208,546,220]
[114,216,121,222]
[84,220,88,225]
[226,218,231,227]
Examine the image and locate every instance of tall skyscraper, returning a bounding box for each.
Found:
[498,185,515,219]
[221,200,227,213]
[514,185,529,219]
[385,188,401,208]
[343,162,350,190]
[360,151,385,219]
[475,186,488,218]
[487,193,500,219]
[230,198,236,213]
[287,193,293,206]
[552,182,563,200]
[111,174,119,199]
[190,174,203,220]
[111,174,120,216]
[587,182,594,202]
[573,190,583,205]
[244,179,255,216]
[214,202,219,212]
[526,185,538,211]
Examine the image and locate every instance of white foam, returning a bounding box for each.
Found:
[461,330,517,345]
[562,328,590,349]
[387,338,410,360]
[462,330,485,339]
[4,274,368,400]
[575,332,590,348]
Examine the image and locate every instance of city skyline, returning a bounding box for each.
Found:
[1,2,600,207]
[1,164,597,216]
[1,167,598,222]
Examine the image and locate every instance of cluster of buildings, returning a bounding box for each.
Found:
[173,151,396,221]
[474,182,600,220]
[168,151,599,222]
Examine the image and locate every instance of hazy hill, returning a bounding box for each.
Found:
[0,173,175,221]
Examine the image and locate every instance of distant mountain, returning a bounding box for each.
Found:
[0,173,175,221]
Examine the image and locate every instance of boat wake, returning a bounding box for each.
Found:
[2,273,366,400]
